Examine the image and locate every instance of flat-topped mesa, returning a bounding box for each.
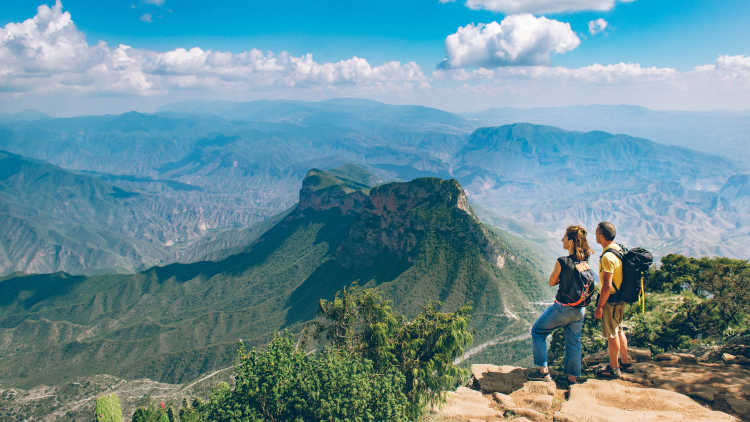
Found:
[296,168,370,214]
[368,177,477,220]
[290,168,507,273]
[296,169,478,221]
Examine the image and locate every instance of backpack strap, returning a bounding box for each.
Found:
[599,247,623,292]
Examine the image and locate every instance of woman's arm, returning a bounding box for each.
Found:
[549,261,561,286]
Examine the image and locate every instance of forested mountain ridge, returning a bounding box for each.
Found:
[0,169,548,389]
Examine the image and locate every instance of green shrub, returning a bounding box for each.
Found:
[131,402,169,422]
[133,285,472,421]
[95,393,122,422]
[199,334,409,422]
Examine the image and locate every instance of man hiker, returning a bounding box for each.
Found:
[593,221,633,378]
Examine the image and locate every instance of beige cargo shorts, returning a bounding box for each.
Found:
[602,302,626,339]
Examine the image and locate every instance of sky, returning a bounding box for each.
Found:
[1,0,749,115]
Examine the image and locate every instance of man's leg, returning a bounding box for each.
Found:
[607,334,620,370]
[601,303,622,377]
[618,329,631,364]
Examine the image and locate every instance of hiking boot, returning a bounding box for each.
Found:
[557,376,578,389]
[527,368,552,382]
[619,359,635,373]
[596,365,621,379]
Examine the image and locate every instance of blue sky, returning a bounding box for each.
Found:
[1,0,749,114]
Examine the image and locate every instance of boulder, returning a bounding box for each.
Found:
[471,364,529,394]
[555,379,737,422]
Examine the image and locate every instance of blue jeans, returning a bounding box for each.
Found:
[531,303,585,377]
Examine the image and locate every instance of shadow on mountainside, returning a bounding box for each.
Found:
[0,272,86,311]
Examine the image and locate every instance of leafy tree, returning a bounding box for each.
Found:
[95,393,122,422]
[650,254,700,293]
[651,255,749,326]
[316,285,473,419]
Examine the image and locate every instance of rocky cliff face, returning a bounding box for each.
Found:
[292,172,498,272]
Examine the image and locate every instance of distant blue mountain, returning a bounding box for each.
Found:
[466,105,750,169]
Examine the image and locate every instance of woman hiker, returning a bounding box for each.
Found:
[528,225,597,385]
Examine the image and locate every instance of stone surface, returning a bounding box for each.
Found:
[582,347,652,366]
[520,395,553,412]
[492,392,516,410]
[521,380,557,396]
[654,352,698,364]
[508,407,547,422]
[431,387,502,421]
[619,359,750,419]
[555,379,737,422]
[726,397,750,417]
[472,364,529,394]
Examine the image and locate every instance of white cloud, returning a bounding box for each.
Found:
[140,13,152,23]
[442,0,635,14]
[441,14,580,68]
[588,18,608,35]
[2,2,750,113]
[144,0,165,6]
[713,55,750,78]
[435,62,676,84]
[0,1,428,97]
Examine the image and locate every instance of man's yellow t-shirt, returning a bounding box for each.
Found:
[600,243,623,291]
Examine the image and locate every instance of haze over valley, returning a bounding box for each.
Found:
[0,99,747,276]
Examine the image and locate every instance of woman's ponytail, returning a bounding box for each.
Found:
[566,225,593,261]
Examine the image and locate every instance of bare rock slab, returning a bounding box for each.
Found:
[555,379,737,422]
[430,386,502,421]
[472,364,529,394]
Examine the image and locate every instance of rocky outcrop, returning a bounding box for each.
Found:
[429,362,744,422]
[556,379,736,422]
[619,356,750,418]
[294,171,498,270]
[296,169,370,214]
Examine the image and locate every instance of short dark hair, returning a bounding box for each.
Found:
[597,222,616,241]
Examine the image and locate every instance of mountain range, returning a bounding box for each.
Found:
[0,99,747,276]
[466,105,750,169]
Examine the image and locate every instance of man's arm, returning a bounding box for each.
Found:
[549,261,561,287]
[595,272,613,319]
